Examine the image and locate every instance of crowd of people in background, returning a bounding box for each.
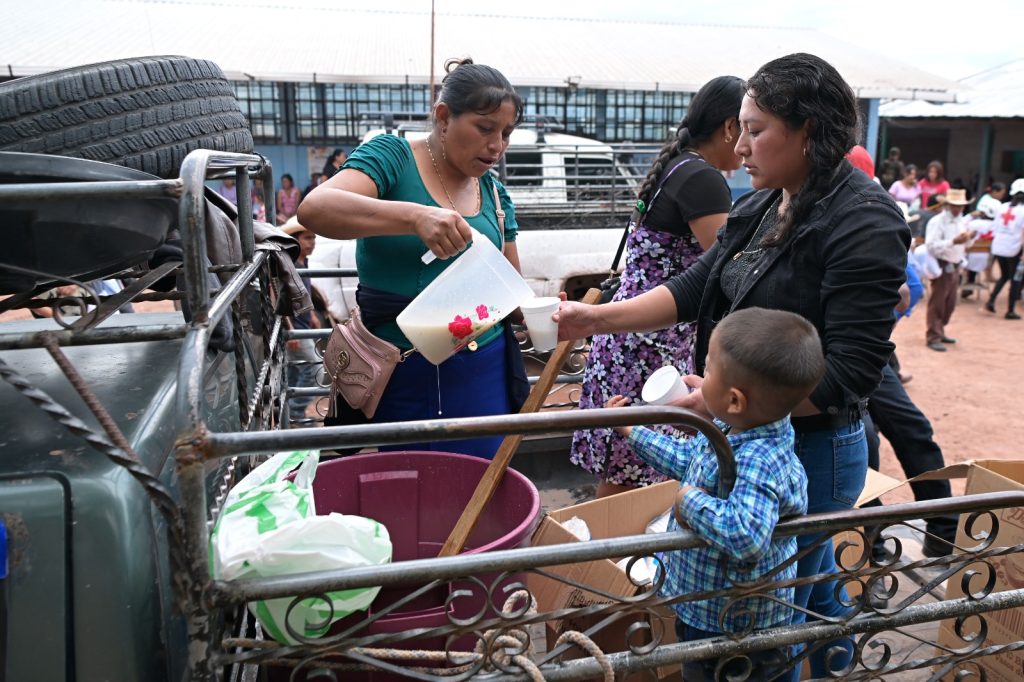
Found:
[849,144,1024,345]
[215,148,348,225]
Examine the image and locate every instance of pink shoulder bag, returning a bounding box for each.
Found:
[324,181,507,419]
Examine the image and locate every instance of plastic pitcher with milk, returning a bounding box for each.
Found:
[397,231,534,365]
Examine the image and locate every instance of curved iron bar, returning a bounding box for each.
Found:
[217,587,1024,680]
[234,582,543,679]
[213,535,1024,661]
[2,282,184,310]
[0,262,101,329]
[213,520,1024,676]
[174,149,269,682]
[202,404,737,496]
[210,492,1024,609]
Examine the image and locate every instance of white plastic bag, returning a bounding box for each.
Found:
[211,450,393,644]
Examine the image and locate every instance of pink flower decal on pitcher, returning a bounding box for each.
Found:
[475,304,490,320]
[448,315,474,339]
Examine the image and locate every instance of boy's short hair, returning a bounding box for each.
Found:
[713,308,826,418]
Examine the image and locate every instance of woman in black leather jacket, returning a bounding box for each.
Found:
[556,53,910,677]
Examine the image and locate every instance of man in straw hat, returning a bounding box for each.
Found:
[281,216,322,421]
[924,188,975,351]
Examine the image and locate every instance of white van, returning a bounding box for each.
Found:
[358,125,644,224]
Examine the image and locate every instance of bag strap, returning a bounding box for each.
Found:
[608,155,700,273]
[491,181,506,251]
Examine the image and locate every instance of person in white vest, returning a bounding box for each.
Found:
[985,179,1024,319]
[924,188,974,351]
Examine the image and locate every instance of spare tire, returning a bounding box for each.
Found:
[0,56,254,178]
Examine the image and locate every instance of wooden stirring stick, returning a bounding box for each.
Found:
[438,287,602,557]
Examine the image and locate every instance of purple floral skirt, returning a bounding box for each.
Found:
[569,222,703,486]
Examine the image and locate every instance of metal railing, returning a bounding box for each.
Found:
[2,149,1023,682]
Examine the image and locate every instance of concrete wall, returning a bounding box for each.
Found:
[883,118,1024,193]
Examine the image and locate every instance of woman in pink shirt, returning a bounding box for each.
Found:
[276,173,302,224]
[889,164,922,205]
[917,160,950,210]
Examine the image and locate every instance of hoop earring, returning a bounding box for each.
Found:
[724,134,733,144]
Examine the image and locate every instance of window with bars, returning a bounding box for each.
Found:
[294,83,324,141]
[602,89,690,142]
[232,81,283,142]
[324,83,432,141]
[231,80,694,145]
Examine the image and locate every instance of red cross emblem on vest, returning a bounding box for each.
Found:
[1002,205,1015,226]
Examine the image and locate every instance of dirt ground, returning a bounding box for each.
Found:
[877,285,1024,503]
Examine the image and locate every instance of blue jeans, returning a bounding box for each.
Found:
[372,332,510,459]
[792,420,867,677]
[675,620,799,682]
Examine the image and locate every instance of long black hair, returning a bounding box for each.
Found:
[637,75,744,206]
[437,57,524,126]
[745,53,859,246]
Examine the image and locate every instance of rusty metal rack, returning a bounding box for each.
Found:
[2,149,1023,682]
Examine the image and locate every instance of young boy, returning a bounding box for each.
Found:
[607,307,824,680]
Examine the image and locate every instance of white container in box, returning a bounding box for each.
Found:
[398,231,534,365]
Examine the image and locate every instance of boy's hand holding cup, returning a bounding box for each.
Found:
[641,365,691,405]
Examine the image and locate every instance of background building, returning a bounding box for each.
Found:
[4,0,962,186]
[880,59,1024,197]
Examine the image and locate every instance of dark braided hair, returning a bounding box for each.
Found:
[746,54,859,247]
[637,76,744,206]
[437,57,524,126]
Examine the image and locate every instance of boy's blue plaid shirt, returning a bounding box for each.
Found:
[629,416,807,633]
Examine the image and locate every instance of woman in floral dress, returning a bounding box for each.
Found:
[571,76,745,496]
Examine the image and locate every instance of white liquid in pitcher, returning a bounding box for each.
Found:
[401,317,499,365]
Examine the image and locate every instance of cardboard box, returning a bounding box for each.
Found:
[934,461,1024,682]
[831,468,905,600]
[528,470,901,681]
[853,461,1024,681]
[529,480,681,679]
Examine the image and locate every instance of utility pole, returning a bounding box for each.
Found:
[429,0,436,102]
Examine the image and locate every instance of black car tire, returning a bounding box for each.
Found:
[0,56,253,178]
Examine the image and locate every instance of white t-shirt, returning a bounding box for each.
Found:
[990,203,1024,258]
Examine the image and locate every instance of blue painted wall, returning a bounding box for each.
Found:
[250,144,330,194]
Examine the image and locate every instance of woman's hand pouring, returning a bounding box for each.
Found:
[414,207,473,260]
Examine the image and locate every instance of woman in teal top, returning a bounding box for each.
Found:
[299,58,526,458]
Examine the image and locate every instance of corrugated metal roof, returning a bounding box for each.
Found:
[880,58,1024,118]
[2,0,961,101]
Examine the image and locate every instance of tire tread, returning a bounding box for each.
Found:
[0,56,253,178]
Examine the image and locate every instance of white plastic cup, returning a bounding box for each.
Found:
[520,296,561,352]
[641,365,690,405]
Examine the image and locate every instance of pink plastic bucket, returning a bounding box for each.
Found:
[273,450,541,681]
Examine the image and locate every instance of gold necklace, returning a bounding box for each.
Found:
[732,196,782,261]
[424,138,479,213]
